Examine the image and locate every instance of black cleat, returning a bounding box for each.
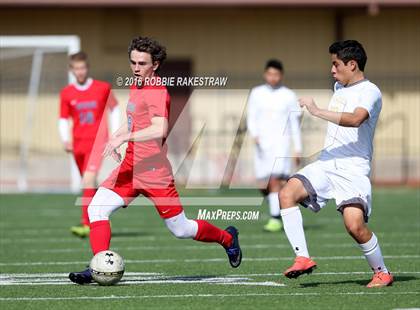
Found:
[224,226,242,268]
[69,267,93,285]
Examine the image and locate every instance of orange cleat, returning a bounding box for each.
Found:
[366,272,394,288]
[283,256,317,279]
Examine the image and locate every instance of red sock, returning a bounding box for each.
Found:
[89,220,111,255]
[194,220,233,248]
[81,188,96,226]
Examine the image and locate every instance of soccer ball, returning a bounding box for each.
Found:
[89,250,125,286]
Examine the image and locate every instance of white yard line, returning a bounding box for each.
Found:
[1,231,418,244]
[1,271,419,279]
[0,271,418,287]
[0,274,286,287]
[0,292,418,301]
[0,272,162,278]
[24,242,418,253]
[0,255,419,267]
[229,271,420,277]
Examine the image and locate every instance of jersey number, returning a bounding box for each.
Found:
[79,111,94,125]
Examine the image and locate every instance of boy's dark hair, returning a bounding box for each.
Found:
[329,40,367,71]
[69,51,88,63]
[128,36,167,68]
[265,59,284,72]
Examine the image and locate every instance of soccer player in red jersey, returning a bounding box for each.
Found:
[69,37,242,284]
[59,52,120,238]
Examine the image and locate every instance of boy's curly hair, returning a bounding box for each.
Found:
[128,36,167,68]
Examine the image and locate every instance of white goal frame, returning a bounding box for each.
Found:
[0,35,81,192]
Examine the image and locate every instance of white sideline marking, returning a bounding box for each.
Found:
[1,271,418,287]
[0,255,418,267]
[0,278,262,287]
[229,271,420,277]
[2,271,419,279]
[220,281,284,287]
[2,231,418,244]
[0,272,162,278]
[25,242,418,253]
[0,292,418,301]
[0,273,285,287]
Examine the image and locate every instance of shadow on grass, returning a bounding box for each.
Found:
[299,275,418,288]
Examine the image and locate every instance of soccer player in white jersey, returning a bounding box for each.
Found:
[247,60,302,232]
[278,40,393,288]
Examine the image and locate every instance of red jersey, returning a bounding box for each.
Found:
[102,84,179,210]
[60,79,117,141]
[126,85,171,162]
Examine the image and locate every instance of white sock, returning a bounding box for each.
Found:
[88,187,124,222]
[268,192,281,218]
[280,206,309,258]
[359,233,388,273]
[164,211,198,239]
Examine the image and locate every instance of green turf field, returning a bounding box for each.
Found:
[0,188,419,309]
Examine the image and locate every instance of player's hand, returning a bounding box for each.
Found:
[299,97,320,116]
[111,150,122,163]
[103,136,125,158]
[63,141,73,153]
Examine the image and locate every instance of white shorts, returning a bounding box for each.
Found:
[292,159,372,222]
[254,149,291,180]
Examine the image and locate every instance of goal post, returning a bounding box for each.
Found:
[0,35,82,193]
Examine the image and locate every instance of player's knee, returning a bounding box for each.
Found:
[279,187,295,207]
[87,187,124,223]
[164,212,198,239]
[345,221,366,239]
[166,220,195,239]
[167,225,190,239]
[87,203,111,222]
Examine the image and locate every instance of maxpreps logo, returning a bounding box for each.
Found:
[197,209,260,221]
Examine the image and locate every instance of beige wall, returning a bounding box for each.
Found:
[1,7,419,184]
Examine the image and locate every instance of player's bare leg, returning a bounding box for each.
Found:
[342,205,393,287]
[279,177,317,278]
[264,177,286,232]
[70,171,97,238]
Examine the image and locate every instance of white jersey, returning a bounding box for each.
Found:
[319,79,382,176]
[247,84,302,156]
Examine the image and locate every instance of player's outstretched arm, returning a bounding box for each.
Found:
[126,116,168,142]
[103,117,168,160]
[299,97,369,128]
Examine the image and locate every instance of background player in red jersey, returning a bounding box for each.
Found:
[59,52,120,238]
[69,37,242,284]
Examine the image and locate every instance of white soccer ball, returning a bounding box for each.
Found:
[89,250,125,286]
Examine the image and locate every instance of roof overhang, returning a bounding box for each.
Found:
[0,0,419,8]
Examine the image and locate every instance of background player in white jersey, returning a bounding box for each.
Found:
[278,40,393,288]
[247,60,302,232]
